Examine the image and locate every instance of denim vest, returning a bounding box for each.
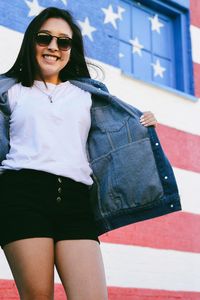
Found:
[0,75,181,235]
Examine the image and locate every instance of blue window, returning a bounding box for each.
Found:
[118,0,194,95]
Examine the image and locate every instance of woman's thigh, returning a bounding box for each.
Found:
[3,237,54,300]
[55,239,108,300]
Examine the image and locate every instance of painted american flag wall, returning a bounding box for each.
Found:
[0,0,200,299]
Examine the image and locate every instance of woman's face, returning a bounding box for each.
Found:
[35,17,73,84]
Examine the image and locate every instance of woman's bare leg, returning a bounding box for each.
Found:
[3,238,54,300]
[55,239,108,300]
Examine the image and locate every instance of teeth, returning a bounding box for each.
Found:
[43,55,58,61]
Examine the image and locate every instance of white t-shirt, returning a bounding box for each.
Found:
[0,80,93,185]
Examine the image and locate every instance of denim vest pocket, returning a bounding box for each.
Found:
[90,137,164,216]
[92,105,130,131]
[90,106,138,159]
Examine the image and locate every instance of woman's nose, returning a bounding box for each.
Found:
[47,36,59,51]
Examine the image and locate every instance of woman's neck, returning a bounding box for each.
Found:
[35,76,62,85]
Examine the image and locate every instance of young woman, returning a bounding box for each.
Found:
[0,6,180,300]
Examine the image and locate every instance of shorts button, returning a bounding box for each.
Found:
[56,196,62,203]
[58,187,62,193]
[58,177,62,183]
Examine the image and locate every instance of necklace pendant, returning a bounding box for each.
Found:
[48,95,53,103]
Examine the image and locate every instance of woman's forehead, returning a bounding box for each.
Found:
[39,18,72,37]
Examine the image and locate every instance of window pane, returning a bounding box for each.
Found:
[119,2,131,40]
[151,56,174,87]
[131,6,151,51]
[119,41,132,73]
[134,50,152,81]
[152,16,173,58]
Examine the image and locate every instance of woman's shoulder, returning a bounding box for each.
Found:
[0,74,15,83]
[0,75,17,95]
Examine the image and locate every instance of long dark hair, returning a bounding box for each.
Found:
[3,7,91,86]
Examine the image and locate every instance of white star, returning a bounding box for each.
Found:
[52,0,68,5]
[129,37,144,56]
[102,4,119,29]
[119,52,124,58]
[25,0,44,17]
[149,14,164,34]
[78,17,97,41]
[117,6,125,20]
[151,59,166,78]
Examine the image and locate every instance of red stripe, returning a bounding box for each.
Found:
[1,281,200,300]
[108,287,200,300]
[156,124,200,173]
[0,280,18,299]
[99,212,200,253]
[193,63,200,98]
[190,0,200,28]
[0,280,65,299]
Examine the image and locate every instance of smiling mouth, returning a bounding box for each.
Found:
[42,54,60,61]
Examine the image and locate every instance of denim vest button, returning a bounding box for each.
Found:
[155,143,159,146]
[164,176,168,180]
[170,204,174,208]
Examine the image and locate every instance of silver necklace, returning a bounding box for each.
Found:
[34,83,58,103]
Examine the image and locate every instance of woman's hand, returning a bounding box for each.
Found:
[140,111,157,127]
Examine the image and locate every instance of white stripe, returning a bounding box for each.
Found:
[190,25,200,64]
[0,26,23,73]
[0,251,13,279]
[1,243,200,292]
[100,243,200,291]
[0,26,200,135]
[174,167,200,214]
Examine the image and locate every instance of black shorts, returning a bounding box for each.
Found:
[0,169,100,248]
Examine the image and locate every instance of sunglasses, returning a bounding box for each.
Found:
[35,32,72,51]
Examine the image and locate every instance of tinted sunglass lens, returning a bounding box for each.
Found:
[36,34,52,46]
[57,38,72,50]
